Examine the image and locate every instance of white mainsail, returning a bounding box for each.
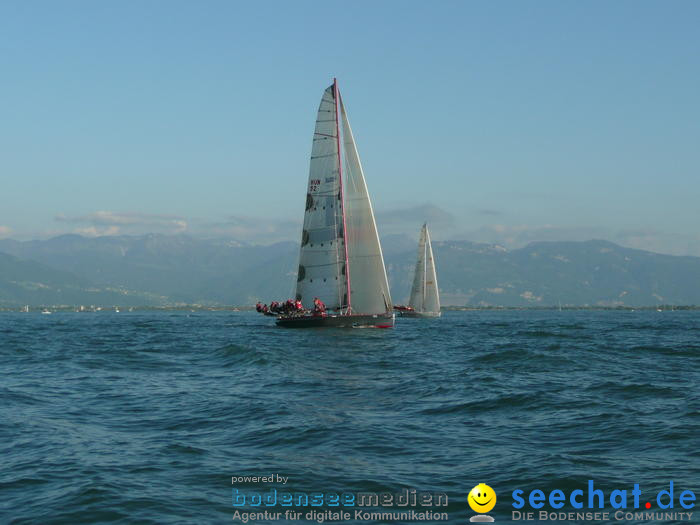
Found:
[295,85,346,310]
[408,224,441,316]
[339,95,392,314]
[294,80,391,315]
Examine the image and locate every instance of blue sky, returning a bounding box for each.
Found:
[1,1,698,254]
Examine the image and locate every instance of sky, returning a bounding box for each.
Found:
[1,1,699,255]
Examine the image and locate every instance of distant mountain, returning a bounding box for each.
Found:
[388,239,700,307]
[0,234,296,306]
[1,235,699,307]
[0,252,159,306]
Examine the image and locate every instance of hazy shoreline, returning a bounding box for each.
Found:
[2,305,698,312]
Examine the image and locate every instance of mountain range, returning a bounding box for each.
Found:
[1,234,699,307]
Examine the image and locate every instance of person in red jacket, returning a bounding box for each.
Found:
[313,297,326,314]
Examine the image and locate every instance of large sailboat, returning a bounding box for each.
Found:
[276,79,394,328]
[395,223,441,318]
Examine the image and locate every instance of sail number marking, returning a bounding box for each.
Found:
[309,179,321,192]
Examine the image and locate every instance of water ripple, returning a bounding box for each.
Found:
[0,310,698,524]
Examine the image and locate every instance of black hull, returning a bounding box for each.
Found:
[276,312,394,328]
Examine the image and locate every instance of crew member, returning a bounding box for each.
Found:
[313,297,326,314]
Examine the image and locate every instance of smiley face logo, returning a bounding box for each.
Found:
[468,483,496,514]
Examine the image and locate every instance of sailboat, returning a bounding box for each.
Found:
[276,79,394,328]
[395,223,441,318]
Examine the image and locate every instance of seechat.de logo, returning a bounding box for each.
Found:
[468,483,496,522]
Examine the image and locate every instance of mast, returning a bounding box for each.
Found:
[422,224,427,308]
[334,78,352,313]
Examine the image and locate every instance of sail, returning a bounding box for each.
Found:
[295,85,347,310]
[423,226,440,314]
[339,94,393,314]
[408,226,427,310]
[409,224,440,314]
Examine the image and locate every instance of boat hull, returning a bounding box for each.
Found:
[276,312,395,328]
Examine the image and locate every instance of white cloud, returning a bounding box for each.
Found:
[376,204,456,236]
[34,210,700,258]
[74,226,121,237]
[195,215,301,244]
[50,210,298,242]
[55,211,188,236]
[614,229,700,257]
[520,291,543,302]
[476,208,504,216]
[454,223,606,249]
[453,223,700,257]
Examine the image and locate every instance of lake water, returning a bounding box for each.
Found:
[1,310,698,524]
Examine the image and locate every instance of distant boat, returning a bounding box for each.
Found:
[115,306,120,313]
[395,223,441,318]
[21,305,29,313]
[276,79,393,328]
[41,309,52,315]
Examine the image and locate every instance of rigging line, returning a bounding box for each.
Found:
[335,80,352,313]
[301,225,340,232]
[423,229,427,309]
[302,248,343,255]
[300,261,343,269]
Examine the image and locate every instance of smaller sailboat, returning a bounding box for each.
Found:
[395,223,441,318]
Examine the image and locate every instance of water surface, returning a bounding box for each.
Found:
[1,310,698,523]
